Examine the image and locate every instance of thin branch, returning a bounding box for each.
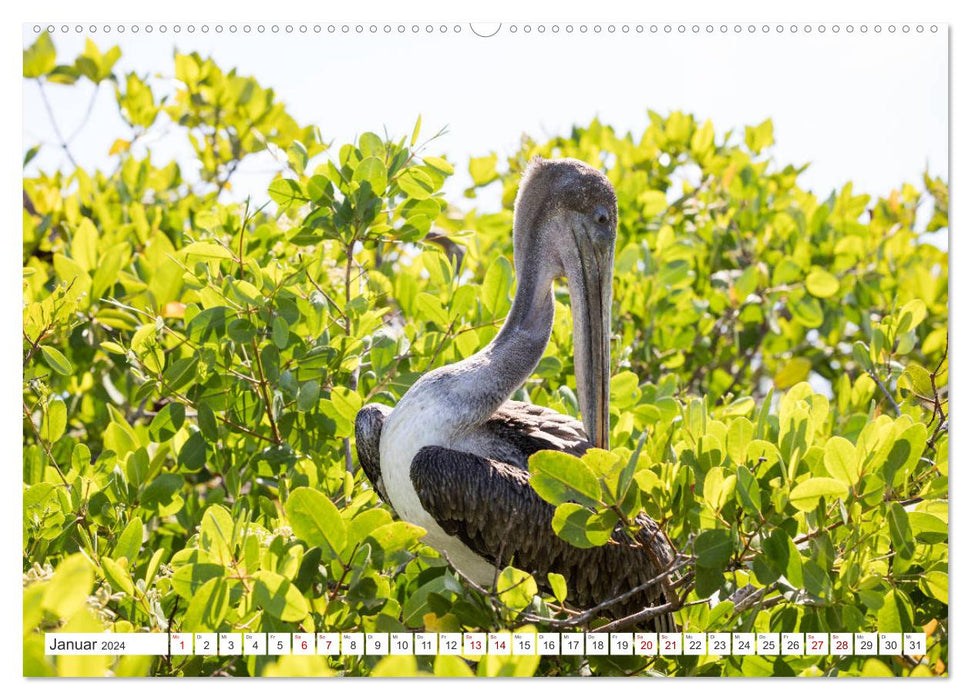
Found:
[249,339,283,444]
[22,401,70,488]
[36,80,78,169]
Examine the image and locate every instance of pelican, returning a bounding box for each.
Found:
[355,157,677,629]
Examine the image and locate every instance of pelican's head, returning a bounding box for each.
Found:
[513,157,617,449]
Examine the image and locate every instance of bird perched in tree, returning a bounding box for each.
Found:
[356,157,678,630]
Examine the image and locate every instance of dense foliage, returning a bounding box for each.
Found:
[23,34,948,677]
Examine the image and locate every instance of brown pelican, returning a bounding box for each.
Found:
[355,157,677,629]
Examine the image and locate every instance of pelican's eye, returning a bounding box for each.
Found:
[593,206,610,225]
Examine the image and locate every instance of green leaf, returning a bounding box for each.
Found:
[72,218,99,271]
[181,242,233,260]
[876,589,913,633]
[268,178,307,209]
[144,548,166,589]
[547,572,567,603]
[178,431,208,471]
[402,576,456,626]
[272,315,289,349]
[372,656,421,677]
[40,345,73,375]
[252,570,309,622]
[101,556,135,596]
[481,256,513,317]
[24,32,56,78]
[100,341,126,355]
[496,566,538,611]
[469,154,498,186]
[434,655,475,677]
[41,553,94,618]
[171,563,226,598]
[774,357,811,389]
[791,296,824,328]
[551,503,614,548]
[140,473,185,516]
[921,570,948,604]
[113,517,143,563]
[296,380,320,412]
[353,156,389,195]
[694,529,732,568]
[897,299,927,333]
[610,371,641,409]
[410,114,421,147]
[788,477,848,512]
[735,465,762,518]
[861,659,895,677]
[909,511,948,544]
[806,269,840,298]
[423,155,454,175]
[183,577,231,632]
[366,521,425,553]
[199,505,235,566]
[397,169,435,199]
[285,487,346,556]
[529,450,602,508]
[744,118,774,154]
[287,141,309,173]
[888,502,916,560]
[149,403,186,442]
[43,397,67,443]
[823,436,860,486]
[883,422,927,485]
[762,530,804,587]
[900,362,934,398]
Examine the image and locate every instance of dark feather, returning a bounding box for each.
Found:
[410,442,678,632]
[482,400,591,466]
[354,403,392,503]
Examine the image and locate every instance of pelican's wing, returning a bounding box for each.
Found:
[354,403,393,503]
[480,400,592,467]
[410,444,678,631]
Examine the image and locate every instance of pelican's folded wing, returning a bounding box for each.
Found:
[409,444,678,631]
[354,403,393,503]
[483,400,592,465]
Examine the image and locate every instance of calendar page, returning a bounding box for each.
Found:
[21,11,949,680]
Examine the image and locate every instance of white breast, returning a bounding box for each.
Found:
[379,387,497,585]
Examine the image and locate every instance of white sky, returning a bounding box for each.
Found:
[23,24,948,219]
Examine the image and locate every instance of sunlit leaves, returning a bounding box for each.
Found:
[773,357,811,389]
[40,345,73,375]
[469,154,499,186]
[496,567,538,610]
[551,503,616,548]
[41,554,94,619]
[788,478,848,512]
[694,529,732,568]
[184,578,231,632]
[888,502,916,560]
[529,451,601,508]
[251,570,309,622]
[20,40,949,678]
[481,256,513,318]
[806,269,840,298]
[744,118,774,154]
[285,487,346,557]
[823,436,860,486]
[199,505,235,566]
[23,32,56,78]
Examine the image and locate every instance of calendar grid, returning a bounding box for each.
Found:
[46,631,928,658]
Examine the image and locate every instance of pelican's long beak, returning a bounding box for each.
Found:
[566,230,614,450]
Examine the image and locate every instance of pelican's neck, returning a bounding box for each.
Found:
[490,262,556,377]
[437,258,555,430]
